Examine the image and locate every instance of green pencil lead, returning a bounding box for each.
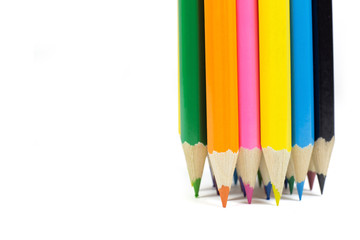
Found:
[257,170,263,187]
[288,176,295,195]
[192,178,201,198]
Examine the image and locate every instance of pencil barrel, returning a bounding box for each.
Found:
[258,0,292,152]
[312,0,334,141]
[237,0,260,150]
[204,0,238,154]
[178,0,206,145]
[290,0,315,148]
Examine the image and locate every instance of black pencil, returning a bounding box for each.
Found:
[311,0,335,194]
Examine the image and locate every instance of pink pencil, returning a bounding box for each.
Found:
[236,0,261,204]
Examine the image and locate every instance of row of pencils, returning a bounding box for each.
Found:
[178,0,334,207]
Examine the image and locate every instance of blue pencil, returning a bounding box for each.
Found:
[290,0,315,200]
[239,177,246,197]
[233,169,238,185]
[259,154,272,200]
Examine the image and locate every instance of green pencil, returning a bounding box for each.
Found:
[179,0,207,197]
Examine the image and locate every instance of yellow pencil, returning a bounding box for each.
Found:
[258,0,292,206]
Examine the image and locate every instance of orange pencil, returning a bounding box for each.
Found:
[204,0,239,208]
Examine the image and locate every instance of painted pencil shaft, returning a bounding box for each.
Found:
[179,0,207,197]
[311,0,335,194]
[259,0,291,206]
[290,0,315,200]
[237,0,259,150]
[236,0,261,204]
[205,0,239,208]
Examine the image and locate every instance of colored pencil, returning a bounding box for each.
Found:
[311,0,335,194]
[208,157,220,195]
[259,153,272,200]
[239,177,246,197]
[257,170,263,187]
[233,169,238,185]
[307,159,317,190]
[290,0,315,200]
[179,0,207,197]
[236,0,262,204]
[209,163,216,188]
[285,158,295,194]
[204,0,239,208]
[258,0,292,206]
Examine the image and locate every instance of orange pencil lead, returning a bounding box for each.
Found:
[219,186,230,208]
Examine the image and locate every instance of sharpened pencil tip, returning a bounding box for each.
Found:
[239,177,246,197]
[212,176,220,195]
[264,182,272,200]
[317,174,326,195]
[192,178,201,198]
[233,169,238,185]
[287,176,295,195]
[219,186,230,208]
[244,184,254,204]
[257,170,263,187]
[272,185,281,206]
[297,181,305,200]
[307,171,316,190]
[210,169,216,188]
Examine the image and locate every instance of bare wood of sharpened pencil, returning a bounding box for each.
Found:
[259,154,271,186]
[292,145,313,183]
[311,137,335,176]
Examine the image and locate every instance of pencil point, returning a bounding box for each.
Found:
[244,184,254,204]
[212,176,220,195]
[219,186,230,208]
[212,175,216,188]
[192,178,201,198]
[307,171,316,190]
[233,169,238,185]
[239,177,246,197]
[317,174,326,195]
[272,185,281,206]
[264,183,272,200]
[258,170,263,187]
[296,181,305,200]
[284,178,288,189]
[209,165,216,188]
[216,186,220,195]
[287,176,295,194]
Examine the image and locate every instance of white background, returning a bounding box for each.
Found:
[0,0,359,239]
